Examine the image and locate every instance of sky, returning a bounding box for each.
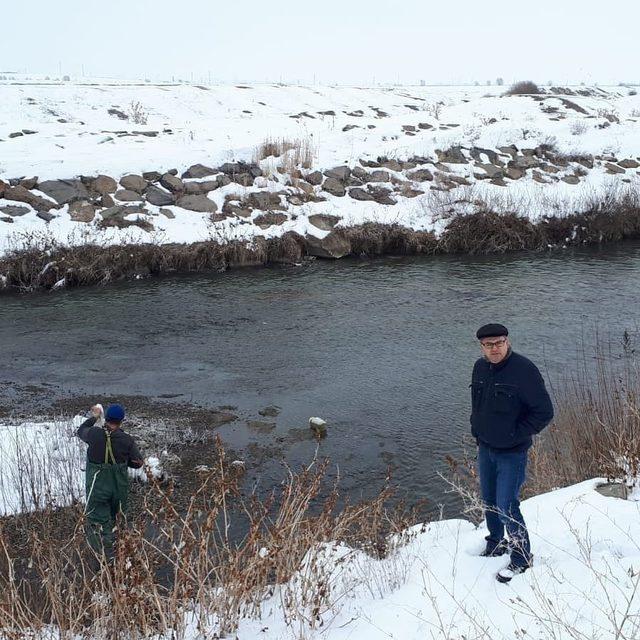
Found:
[1,0,638,86]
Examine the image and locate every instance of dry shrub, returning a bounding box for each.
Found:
[341,223,438,257]
[504,80,543,96]
[254,137,315,171]
[439,211,543,254]
[0,440,419,638]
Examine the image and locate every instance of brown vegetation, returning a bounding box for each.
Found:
[504,80,543,96]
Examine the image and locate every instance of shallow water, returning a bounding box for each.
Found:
[2,242,640,513]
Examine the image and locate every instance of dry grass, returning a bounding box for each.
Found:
[0,439,419,639]
[254,137,315,171]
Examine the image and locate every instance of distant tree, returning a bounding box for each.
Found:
[486,80,492,85]
[496,77,504,86]
[62,75,70,82]
[504,80,542,96]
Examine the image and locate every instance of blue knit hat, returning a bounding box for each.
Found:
[105,404,125,422]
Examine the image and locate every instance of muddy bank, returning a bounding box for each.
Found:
[3,200,640,293]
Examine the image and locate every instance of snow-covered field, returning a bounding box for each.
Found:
[1,77,639,258]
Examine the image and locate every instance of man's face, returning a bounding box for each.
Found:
[479,336,510,364]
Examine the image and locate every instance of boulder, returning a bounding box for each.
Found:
[119,174,148,193]
[19,177,38,190]
[352,166,368,180]
[349,187,375,201]
[562,175,580,185]
[407,168,433,182]
[308,214,340,231]
[175,195,218,212]
[505,167,525,180]
[219,162,262,178]
[101,204,146,221]
[93,175,118,194]
[100,194,115,208]
[532,171,551,184]
[604,162,625,175]
[322,177,346,197]
[254,212,287,228]
[618,159,639,169]
[305,232,351,259]
[0,217,13,224]
[160,173,184,193]
[436,146,467,164]
[38,179,89,205]
[509,156,539,170]
[540,163,561,174]
[36,211,57,222]
[259,405,281,418]
[0,179,6,197]
[159,208,175,219]
[305,171,323,186]
[368,170,391,182]
[115,189,143,202]
[68,200,97,222]
[145,185,176,206]
[3,186,56,211]
[475,163,504,179]
[247,192,283,211]
[324,166,351,181]
[470,147,501,165]
[0,205,30,217]
[380,159,403,172]
[182,163,217,179]
[498,145,519,158]
[184,180,219,195]
[142,171,162,183]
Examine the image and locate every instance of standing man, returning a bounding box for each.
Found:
[470,324,553,583]
[77,403,143,558]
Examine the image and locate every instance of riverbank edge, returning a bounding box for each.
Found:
[2,205,640,293]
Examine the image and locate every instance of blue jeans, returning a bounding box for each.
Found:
[478,444,531,568]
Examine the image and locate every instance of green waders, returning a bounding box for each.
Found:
[85,432,130,558]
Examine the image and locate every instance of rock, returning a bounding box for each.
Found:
[324,166,351,181]
[8,132,24,138]
[418,122,433,129]
[561,175,580,185]
[119,174,148,193]
[436,146,467,164]
[322,177,346,197]
[0,205,30,217]
[68,200,97,222]
[0,179,6,197]
[210,213,230,222]
[115,189,143,202]
[246,420,275,433]
[184,180,219,195]
[532,171,551,184]
[93,175,118,194]
[0,217,13,224]
[305,171,323,186]
[618,159,640,169]
[259,405,281,418]
[349,187,375,201]
[159,208,175,219]
[490,178,508,187]
[368,170,391,182]
[160,173,184,193]
[175,195,218,213]
[540,163,561,174]
[19,177,38,190]
[305,232,351,259]
[309,416,327,437]
[397,187,424,198]
[407,168,434,182]
[38,179,89,205]
[308,214,340,231]
[254,212,287,228]
[100,204,146,221]
[219,162,263,178]
[182,163,217,179]
[506,167,525,180]
[3,186,56,211]
[470,147,501,165]
[595,482,627,500]
[371,189,396,205]
[296,181,315,196]
[342,124,359,132]
[402,124,416,132]
[380,159,403,172]
[575,156,594,169]
[145,185,176,206]
[475,163,504,179]
[604,162,626,175]
[36,211,57,222]
[509,155,539,170]
[498,145,518,158]
[351,166,368,180]
[142,171,162,182]
[100,194,115,208]
[247,192,283,211]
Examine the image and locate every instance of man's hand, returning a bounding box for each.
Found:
[91,404,104,418]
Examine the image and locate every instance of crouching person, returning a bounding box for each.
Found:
[77,403,143,559]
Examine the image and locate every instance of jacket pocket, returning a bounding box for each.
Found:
[470,381,484,413]
[492,383,518,415]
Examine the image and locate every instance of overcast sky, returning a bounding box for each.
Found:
[1,0,638,85]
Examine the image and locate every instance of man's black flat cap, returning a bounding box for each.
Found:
[476,323,509,340]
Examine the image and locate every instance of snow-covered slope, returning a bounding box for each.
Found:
[1,78,639,257]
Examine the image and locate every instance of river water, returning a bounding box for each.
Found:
[2,242,640,514]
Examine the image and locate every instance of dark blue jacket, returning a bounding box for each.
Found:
[470,350,554,452]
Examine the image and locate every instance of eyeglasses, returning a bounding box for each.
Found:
[480,338,507,349]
